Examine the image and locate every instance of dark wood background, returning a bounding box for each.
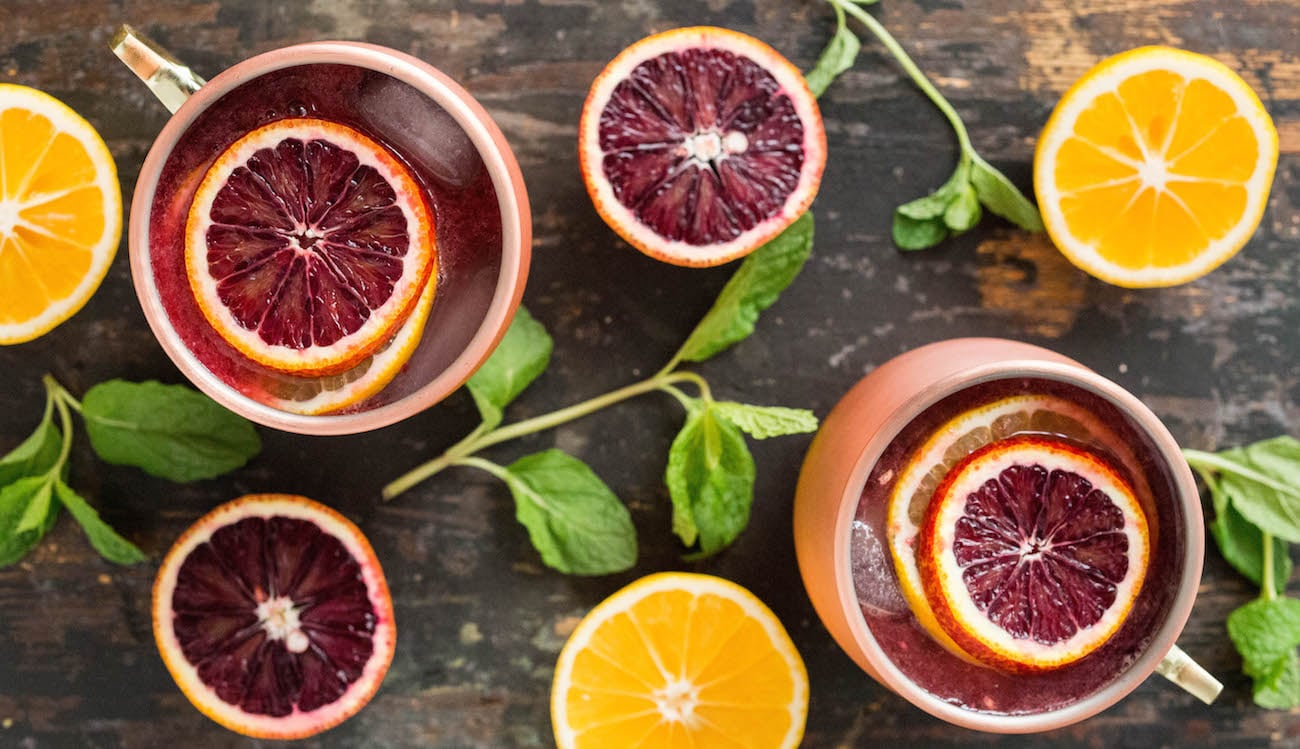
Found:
[1,0,1297,746]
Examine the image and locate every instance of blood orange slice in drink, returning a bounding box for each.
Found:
[186,118,436,376]
[153,494,396,739]
[579,27,826,267]
[255,272,436,416]
[916,436,1149,673]
[884,394,1154,663]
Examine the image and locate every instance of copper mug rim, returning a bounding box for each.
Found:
[129,41,532,435]
[805,342,1203,732]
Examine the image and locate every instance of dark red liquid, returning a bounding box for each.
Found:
[149,63,503,412]
[851,377,1184,715]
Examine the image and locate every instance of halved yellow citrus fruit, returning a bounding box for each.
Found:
[916,437,1149,674]
[1035,46,1278,288]
[551,572,807,748]
[153,494,396,739]
[186,117,436,376]
[579,27,826,267]
[255,271,435,415]
[0,84,121,344]
[884,394,1155,663]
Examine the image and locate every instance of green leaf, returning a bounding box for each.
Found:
[1207,441,1300,544]
[943,182,982,232]
[892,212,949,250]
[14,477,53,535]
[52,481,146,565]
[0,406,62,486]
[970,156,1044,232]
[805,15,860,98]
[81,380,261,483]
[676,212,814,363]
[1227,597,1300,709]
[498,450,636,575]
[0,476,60,567]
[465,306,554,429]
[1210,496,1292,595]
[896,185,958,221]
[710,402,819,439]
[664,406,756,555]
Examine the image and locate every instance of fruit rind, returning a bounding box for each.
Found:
[1034,46,1278,288]
[0,83,121,345]
[917,438,1149,674]
[578,26,826,268]
[550,571,808,749]
[185,118,436,375]
[152,494,396,739]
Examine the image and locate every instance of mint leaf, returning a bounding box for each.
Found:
[943,182,982,232]
[665,406,756,555]
[497,450,635,575]
[52,481,146,565]
[892,212,948,250]
[1210,497,1292,595]
[0,476,60,567]
[14,477,53,535]
[896,184,958,221]
[970,156,1044,232]
[805,14,860,98]
[677,212,813,363]
[1227,597,1300,709]
[81,380,260,482]
[1207,443,1300,544]
[0,408,62,486]
[710,402,818,439]
[466,306,554,429]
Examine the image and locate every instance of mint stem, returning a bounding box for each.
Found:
[381,369,712,499]
[830,0,974,156]
[41,376,75,474]
[1262,530,1277,602]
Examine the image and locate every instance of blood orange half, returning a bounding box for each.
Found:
[153,494,396,739]
[917,437,1149,674]
[186,118,436,376]
[579,27,826,267]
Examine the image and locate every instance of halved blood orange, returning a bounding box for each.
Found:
[579,27,826,267]
[884,394,1155,663]
[916,436,1149,674]
[153,494,396,739]
[186,118,436,376]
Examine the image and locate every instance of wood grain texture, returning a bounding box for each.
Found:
[0,0,1298,746]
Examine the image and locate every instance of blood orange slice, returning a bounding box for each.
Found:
[186,118,436,376]
[916,436,1149,674]
[256,272,436,416]
[579,27,826,267]
[153,494,396,739]
[884,394,1155,663]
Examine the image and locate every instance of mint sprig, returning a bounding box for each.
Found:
[808,0,1043,249]
[0,376,261,567]
[1186,436,1300,708]
[384,214,819,575]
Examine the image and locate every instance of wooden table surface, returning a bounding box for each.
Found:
[1,1,1298,747]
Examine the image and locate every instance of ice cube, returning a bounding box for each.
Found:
[359,77,480,188]
[851,520,909,617]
